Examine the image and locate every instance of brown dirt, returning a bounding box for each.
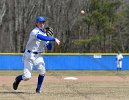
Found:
[0,76,129,85]
[1,75,129,100]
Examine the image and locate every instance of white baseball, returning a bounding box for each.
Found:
[81,10,85,14]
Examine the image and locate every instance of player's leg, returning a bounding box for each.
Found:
[13,59,33,90]
[36,72,45,93]
[117,63,121,71]
[35,56,45,93]
[119,61,122,71]
[117,63,119,71]
[13,75,23,90]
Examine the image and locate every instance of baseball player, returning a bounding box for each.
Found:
[13,16,60,93]
[116,51,123,71]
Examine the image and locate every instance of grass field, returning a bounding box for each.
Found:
[0,70,129,76]
[0,70,129,100]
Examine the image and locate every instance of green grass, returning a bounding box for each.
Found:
[0,70,129,76]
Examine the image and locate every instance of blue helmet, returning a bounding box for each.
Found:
[36,16,46,22]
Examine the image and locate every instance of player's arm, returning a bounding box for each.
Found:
[115,57,118,64]
[46,42,52,50]
[45,41,52,50]
[36,34,55,41]
[36,33,60,45]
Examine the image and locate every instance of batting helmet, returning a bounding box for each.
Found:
[36,16,46,22]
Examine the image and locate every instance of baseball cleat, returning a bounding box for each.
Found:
[13,78,20,90]
[36,89,41,93]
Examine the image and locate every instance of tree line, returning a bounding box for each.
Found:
[0,0,129,53]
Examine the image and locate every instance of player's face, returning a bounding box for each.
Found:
[37,21,45,29]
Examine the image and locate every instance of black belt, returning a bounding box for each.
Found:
[27,50,40,54]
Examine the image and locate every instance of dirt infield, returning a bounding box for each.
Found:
[0,75,129,100]
[0,76,129,85]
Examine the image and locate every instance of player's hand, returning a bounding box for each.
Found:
[55,38,60,45]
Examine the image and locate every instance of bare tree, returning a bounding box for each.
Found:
[0,0,129,53]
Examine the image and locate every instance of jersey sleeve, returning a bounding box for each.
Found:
[31,28,56,41]
[36,33,56,41]
[46,42,52,50]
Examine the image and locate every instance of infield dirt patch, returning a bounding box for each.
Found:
[0,71,129,100]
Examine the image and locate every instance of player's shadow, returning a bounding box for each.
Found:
[0,91,34,94]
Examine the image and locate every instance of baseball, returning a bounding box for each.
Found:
[81,10,85,14]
